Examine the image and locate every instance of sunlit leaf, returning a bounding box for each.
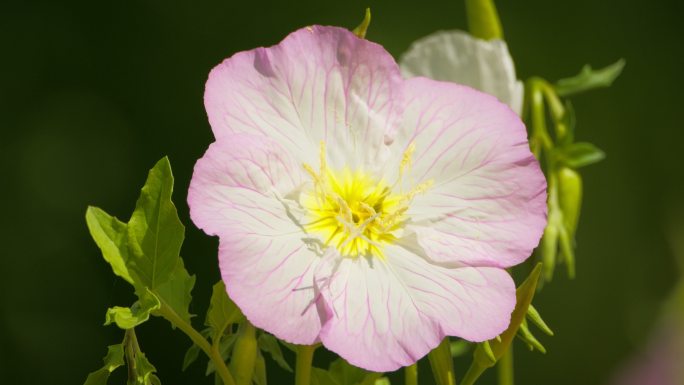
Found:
[85,207,133,284]
[83,343,125,385]
[127,156,184,290]
[104,289,161,329]
[555,59,625,96]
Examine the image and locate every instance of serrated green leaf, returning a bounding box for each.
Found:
[557,142,605,169]
[127,157,184,290]
[258,333,292,372]
[86,206,134,284]
[555,59,625,96]
[130,351,160,385]
[104,289,161,329]
[206,281,243,342]
[83,343,125,385]
[154,258,196,327]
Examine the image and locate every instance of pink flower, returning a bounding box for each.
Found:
[188,26,546,371]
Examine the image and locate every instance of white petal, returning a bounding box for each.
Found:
[400,30,523,115]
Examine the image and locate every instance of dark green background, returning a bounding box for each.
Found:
[1,0,682,384]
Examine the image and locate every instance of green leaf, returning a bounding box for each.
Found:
[206,281,243,342]
[85,206,134,285]
[154,258,196,327]
[182,343,201,371]
[104,289,161,329]
[329,358,381,385]
[258,333,293,372]
[83,344,125,385]
[127,157,184,290]
[557,142,605,169]
[555,59,625,96]
[352,8,371,39]
[311,368,338,385]
[130,351,161,385]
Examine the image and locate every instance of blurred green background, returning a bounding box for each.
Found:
[1,0,682,384]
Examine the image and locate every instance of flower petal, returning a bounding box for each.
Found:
[315,252,441,371]
[394,77,546,268]
[188,134,322,344]
[400,30,523,115]
[204,25,403,171]
[384,245,515,342]
[314,244,515,371]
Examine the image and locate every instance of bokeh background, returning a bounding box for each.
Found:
[1,0,683,384]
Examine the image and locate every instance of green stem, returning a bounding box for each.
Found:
[460,363,486,385]
[405,364,418,385]
[230,321,258,385]
[295,345,317,385]
[465,0,504,40]
[497,347,514,385]
[428,338,457,385]
[156,301,235,385]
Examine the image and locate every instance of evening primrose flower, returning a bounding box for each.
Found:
[400,30,524,115]
[188,26,546,371]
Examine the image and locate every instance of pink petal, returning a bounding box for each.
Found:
[393,77,546,268]
[315,252,441,372]
[204,25,403,171]
[188,134,321,344]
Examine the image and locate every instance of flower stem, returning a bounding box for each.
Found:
[465,0,504,40]
[497,347,514,385]
[405,363,418,385]
[428,337,457,385]
[295,345,317,385]
[156,301,235,385]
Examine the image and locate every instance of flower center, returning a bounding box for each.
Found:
[301,142,432,258]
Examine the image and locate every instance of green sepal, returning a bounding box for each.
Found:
[462,265,543,385]
[83,343,125,385]
[526,304,554,336]
[555,59,625,97]
[556,142,605,169]
[127,156,184,291]
[557,167,583,236]
[258,333,293,372]
[516,319,546,353]
[352,8,371,39]
[253,350,267,385]
[465,0,504,40]
[104,289,161,329]
[85,206,134,285]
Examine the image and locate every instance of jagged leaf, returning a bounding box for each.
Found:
[104,289,161,329]
[258,333,293,372]
[555,59,625,96]
[127,156,184,290]
[206,281,243,342]
[83,344,125,385]
[85,207,133,284]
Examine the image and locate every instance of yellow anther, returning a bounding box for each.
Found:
[319,140,327,175]
[404,179,434,201]
[400,141,416,175]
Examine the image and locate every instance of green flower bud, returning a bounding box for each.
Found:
[230,321,258,385]
[558,167,583,236]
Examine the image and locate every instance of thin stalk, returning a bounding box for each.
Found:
[405,363,418,385]
[156,301,235,385]
[295,345,317,385]
[497,347,514,385]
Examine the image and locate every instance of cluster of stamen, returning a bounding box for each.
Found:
[301,141,432,258]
